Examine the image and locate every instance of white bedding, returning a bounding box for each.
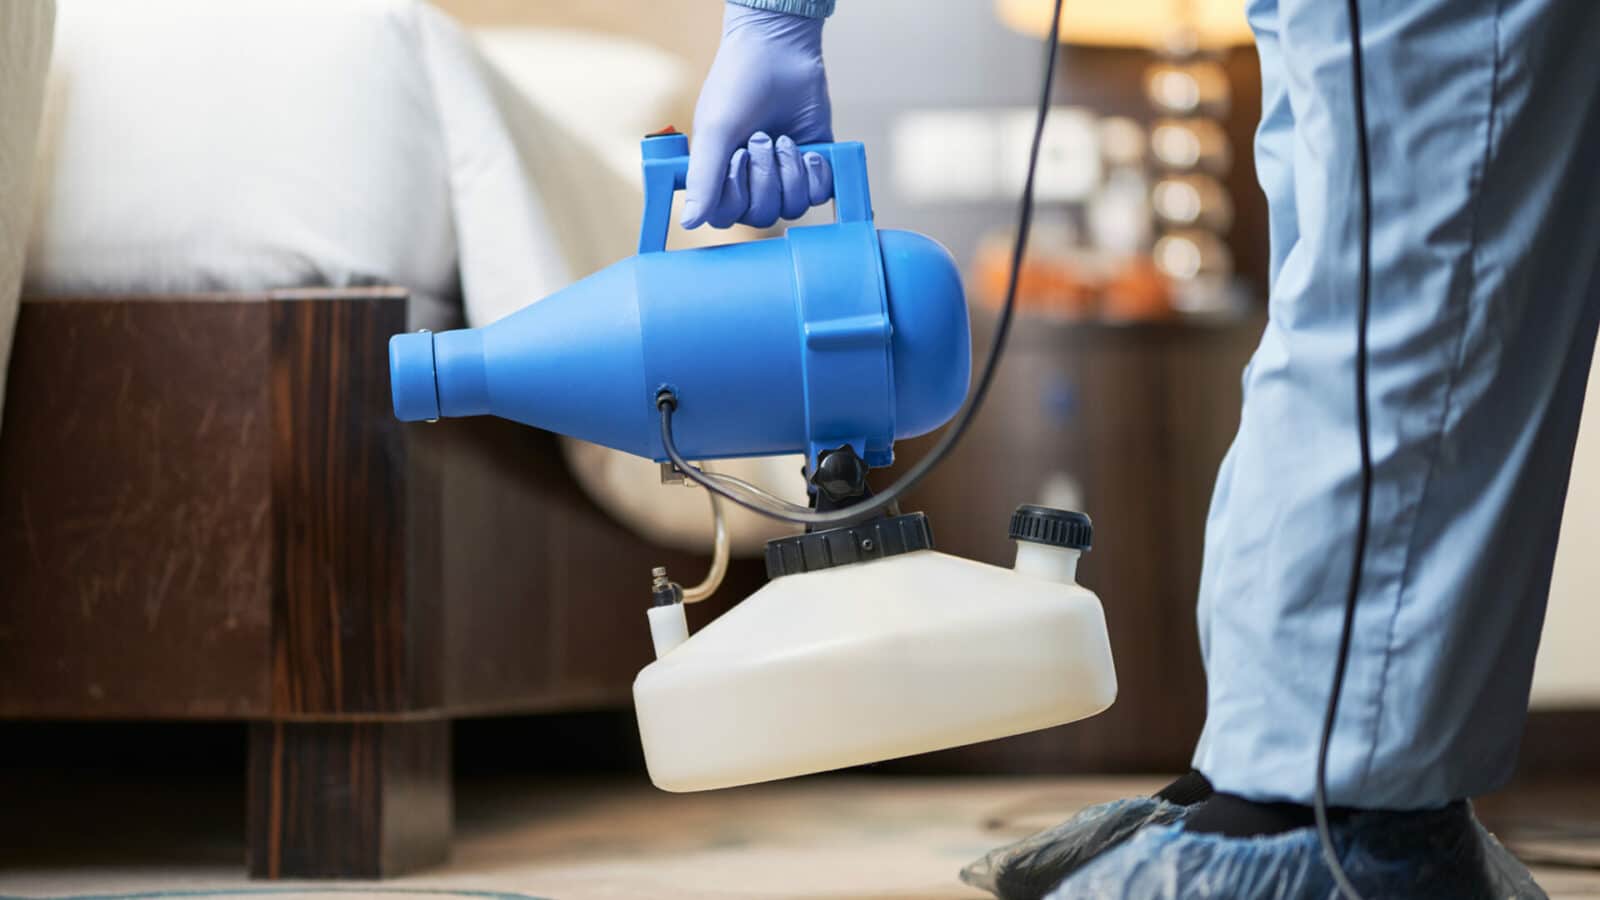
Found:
[18,1,806,554]
[1,0,54,430]
[23,0,683,328]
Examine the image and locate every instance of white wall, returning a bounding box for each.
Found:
[1532,344,1600,707]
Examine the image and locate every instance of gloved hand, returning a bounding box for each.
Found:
[682,2,836,230]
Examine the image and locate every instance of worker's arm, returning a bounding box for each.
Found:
[727,0,836,15]
[681,1,836,230]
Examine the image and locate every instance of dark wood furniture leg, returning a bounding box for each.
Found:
[250,294,451,878]
[248,719,452,879]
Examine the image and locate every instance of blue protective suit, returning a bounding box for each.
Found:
[729,0,835,18]
[1192,0,1600,810]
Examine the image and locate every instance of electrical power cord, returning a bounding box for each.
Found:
[657,0,1066,528]
[1317,1,1376,898]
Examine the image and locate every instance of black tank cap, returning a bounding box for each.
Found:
[764,512,935,578]
[1009,505,1092,551]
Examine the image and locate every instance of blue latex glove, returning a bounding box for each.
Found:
[682,3,835,230]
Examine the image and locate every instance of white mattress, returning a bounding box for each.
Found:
[23,0,686,328]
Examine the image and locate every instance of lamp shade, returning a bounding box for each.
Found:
[996,0,1254,48]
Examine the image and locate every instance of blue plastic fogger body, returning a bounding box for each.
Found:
[388,132,970,469]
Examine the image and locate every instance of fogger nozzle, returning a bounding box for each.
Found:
[391,328,491,423]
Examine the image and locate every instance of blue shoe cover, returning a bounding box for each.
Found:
[1045,801,1546,900]
[962,796,1193,899]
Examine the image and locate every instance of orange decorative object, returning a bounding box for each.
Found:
[1102,257,1175,321]
[972,235,1174,322]
[973,237,1098,319]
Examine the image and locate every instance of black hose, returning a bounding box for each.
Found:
[1315,1,1376,898]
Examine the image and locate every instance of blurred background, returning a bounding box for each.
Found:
[2,0,1598,889]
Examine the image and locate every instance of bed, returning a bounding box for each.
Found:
[0,0,774,878]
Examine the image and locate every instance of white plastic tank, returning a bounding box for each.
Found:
[634,506,1117,793]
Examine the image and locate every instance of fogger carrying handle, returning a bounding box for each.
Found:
[637,132,874,255]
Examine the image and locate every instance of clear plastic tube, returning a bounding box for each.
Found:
[701,471,814,516]
[681,485,729,604]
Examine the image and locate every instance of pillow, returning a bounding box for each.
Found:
[472,27,690,184]
[23,0,605,329]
